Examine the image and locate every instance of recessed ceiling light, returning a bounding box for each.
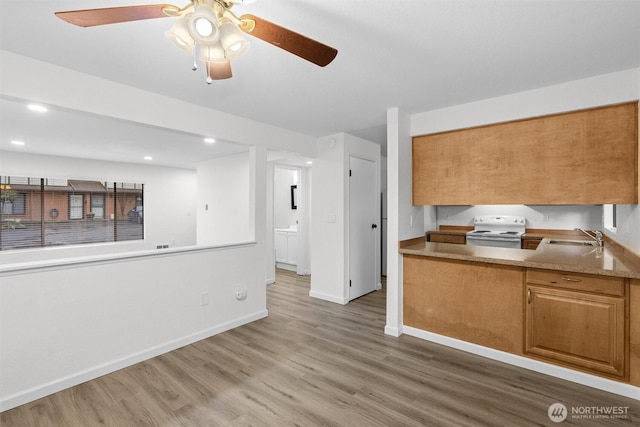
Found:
[144,156,153,160]
[204,137,216,144]
[11,140,26,146]
[27,104,48,113]
[306,161,313,165]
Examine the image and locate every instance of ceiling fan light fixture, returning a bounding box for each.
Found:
[219,21,250,59]
[165,19,194,54]
[187,6,220,44]
[199,42,226,63]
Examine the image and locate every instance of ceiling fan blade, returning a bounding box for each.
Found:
[55,4,178,27]
[239,14,337,67]
[207,61,233,80]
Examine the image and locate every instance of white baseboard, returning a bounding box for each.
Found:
[402,326,640,401]
[276,262,296,272]
[309,290,348,305]
[0,310,268,412]
[384,325,403,337]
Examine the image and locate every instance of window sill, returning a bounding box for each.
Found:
[0,241,257,275]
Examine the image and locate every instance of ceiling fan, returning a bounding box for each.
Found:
[55,0,338,83]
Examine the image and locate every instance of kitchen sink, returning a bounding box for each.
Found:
[547,239,598,246]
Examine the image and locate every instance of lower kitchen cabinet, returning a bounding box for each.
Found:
[403,255,523,354]
[525,269,628,379]
[275,229,298,270]
[402,255,636,385]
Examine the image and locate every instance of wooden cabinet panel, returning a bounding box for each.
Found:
[413,102,638,205]
[428,232,466,244]
[403,255,523,354]
[526,268,625,296]
[525,285,626,378]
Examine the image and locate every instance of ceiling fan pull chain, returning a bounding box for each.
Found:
[192,45,199,71]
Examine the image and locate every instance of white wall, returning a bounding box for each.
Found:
[411,68,640,136]
[297,166,312,275]
[0,244,266,411]
[614,204,640,254]
[265,162,275,284]
[0,151,197,264]
[436,205,603,231]
[385,108,426,337]
[311,135,347,303]
[310,133,381,304]
[197,152,252,245]
[273,167,298,229]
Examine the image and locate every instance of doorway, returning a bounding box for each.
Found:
[348,156,378,300]
[270,162,311,280]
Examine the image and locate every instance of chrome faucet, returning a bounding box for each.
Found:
[575,228,603,247]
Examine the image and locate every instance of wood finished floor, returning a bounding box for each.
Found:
[2,270,638,426]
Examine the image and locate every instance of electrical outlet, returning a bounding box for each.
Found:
[236,287,247,300]
[200,292,209,306]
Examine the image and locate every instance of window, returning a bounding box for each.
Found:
[1,193,25,215]
[0,176,144,251]
[604,204,616,232]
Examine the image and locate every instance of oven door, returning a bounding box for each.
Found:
[466,236,521,249]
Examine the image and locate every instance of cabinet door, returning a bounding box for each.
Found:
[525,285,626,378]
[286,233,298,265]
[413,102,638,205]
[404,256,524,354]
[275,232,288,263]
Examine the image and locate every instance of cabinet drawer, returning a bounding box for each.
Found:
[526,268,625,296]
[429,233,466,245]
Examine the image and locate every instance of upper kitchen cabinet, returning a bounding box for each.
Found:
[413,102,639,205]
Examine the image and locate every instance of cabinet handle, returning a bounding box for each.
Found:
[527,289,531,304]
[561,276,582,283]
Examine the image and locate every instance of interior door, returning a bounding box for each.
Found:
[349,156,377,301]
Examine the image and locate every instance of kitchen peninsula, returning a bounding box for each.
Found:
[399,236,640,398]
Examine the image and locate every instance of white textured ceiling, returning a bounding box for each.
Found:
[1,0,639,166]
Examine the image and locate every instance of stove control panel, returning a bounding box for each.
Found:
[471,215,527,234]
[473,215,525,225]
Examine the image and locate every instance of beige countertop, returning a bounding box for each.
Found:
[399,238,640,279]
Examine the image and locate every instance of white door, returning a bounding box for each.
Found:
[69,195,83,220]
[349,156,377,301]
